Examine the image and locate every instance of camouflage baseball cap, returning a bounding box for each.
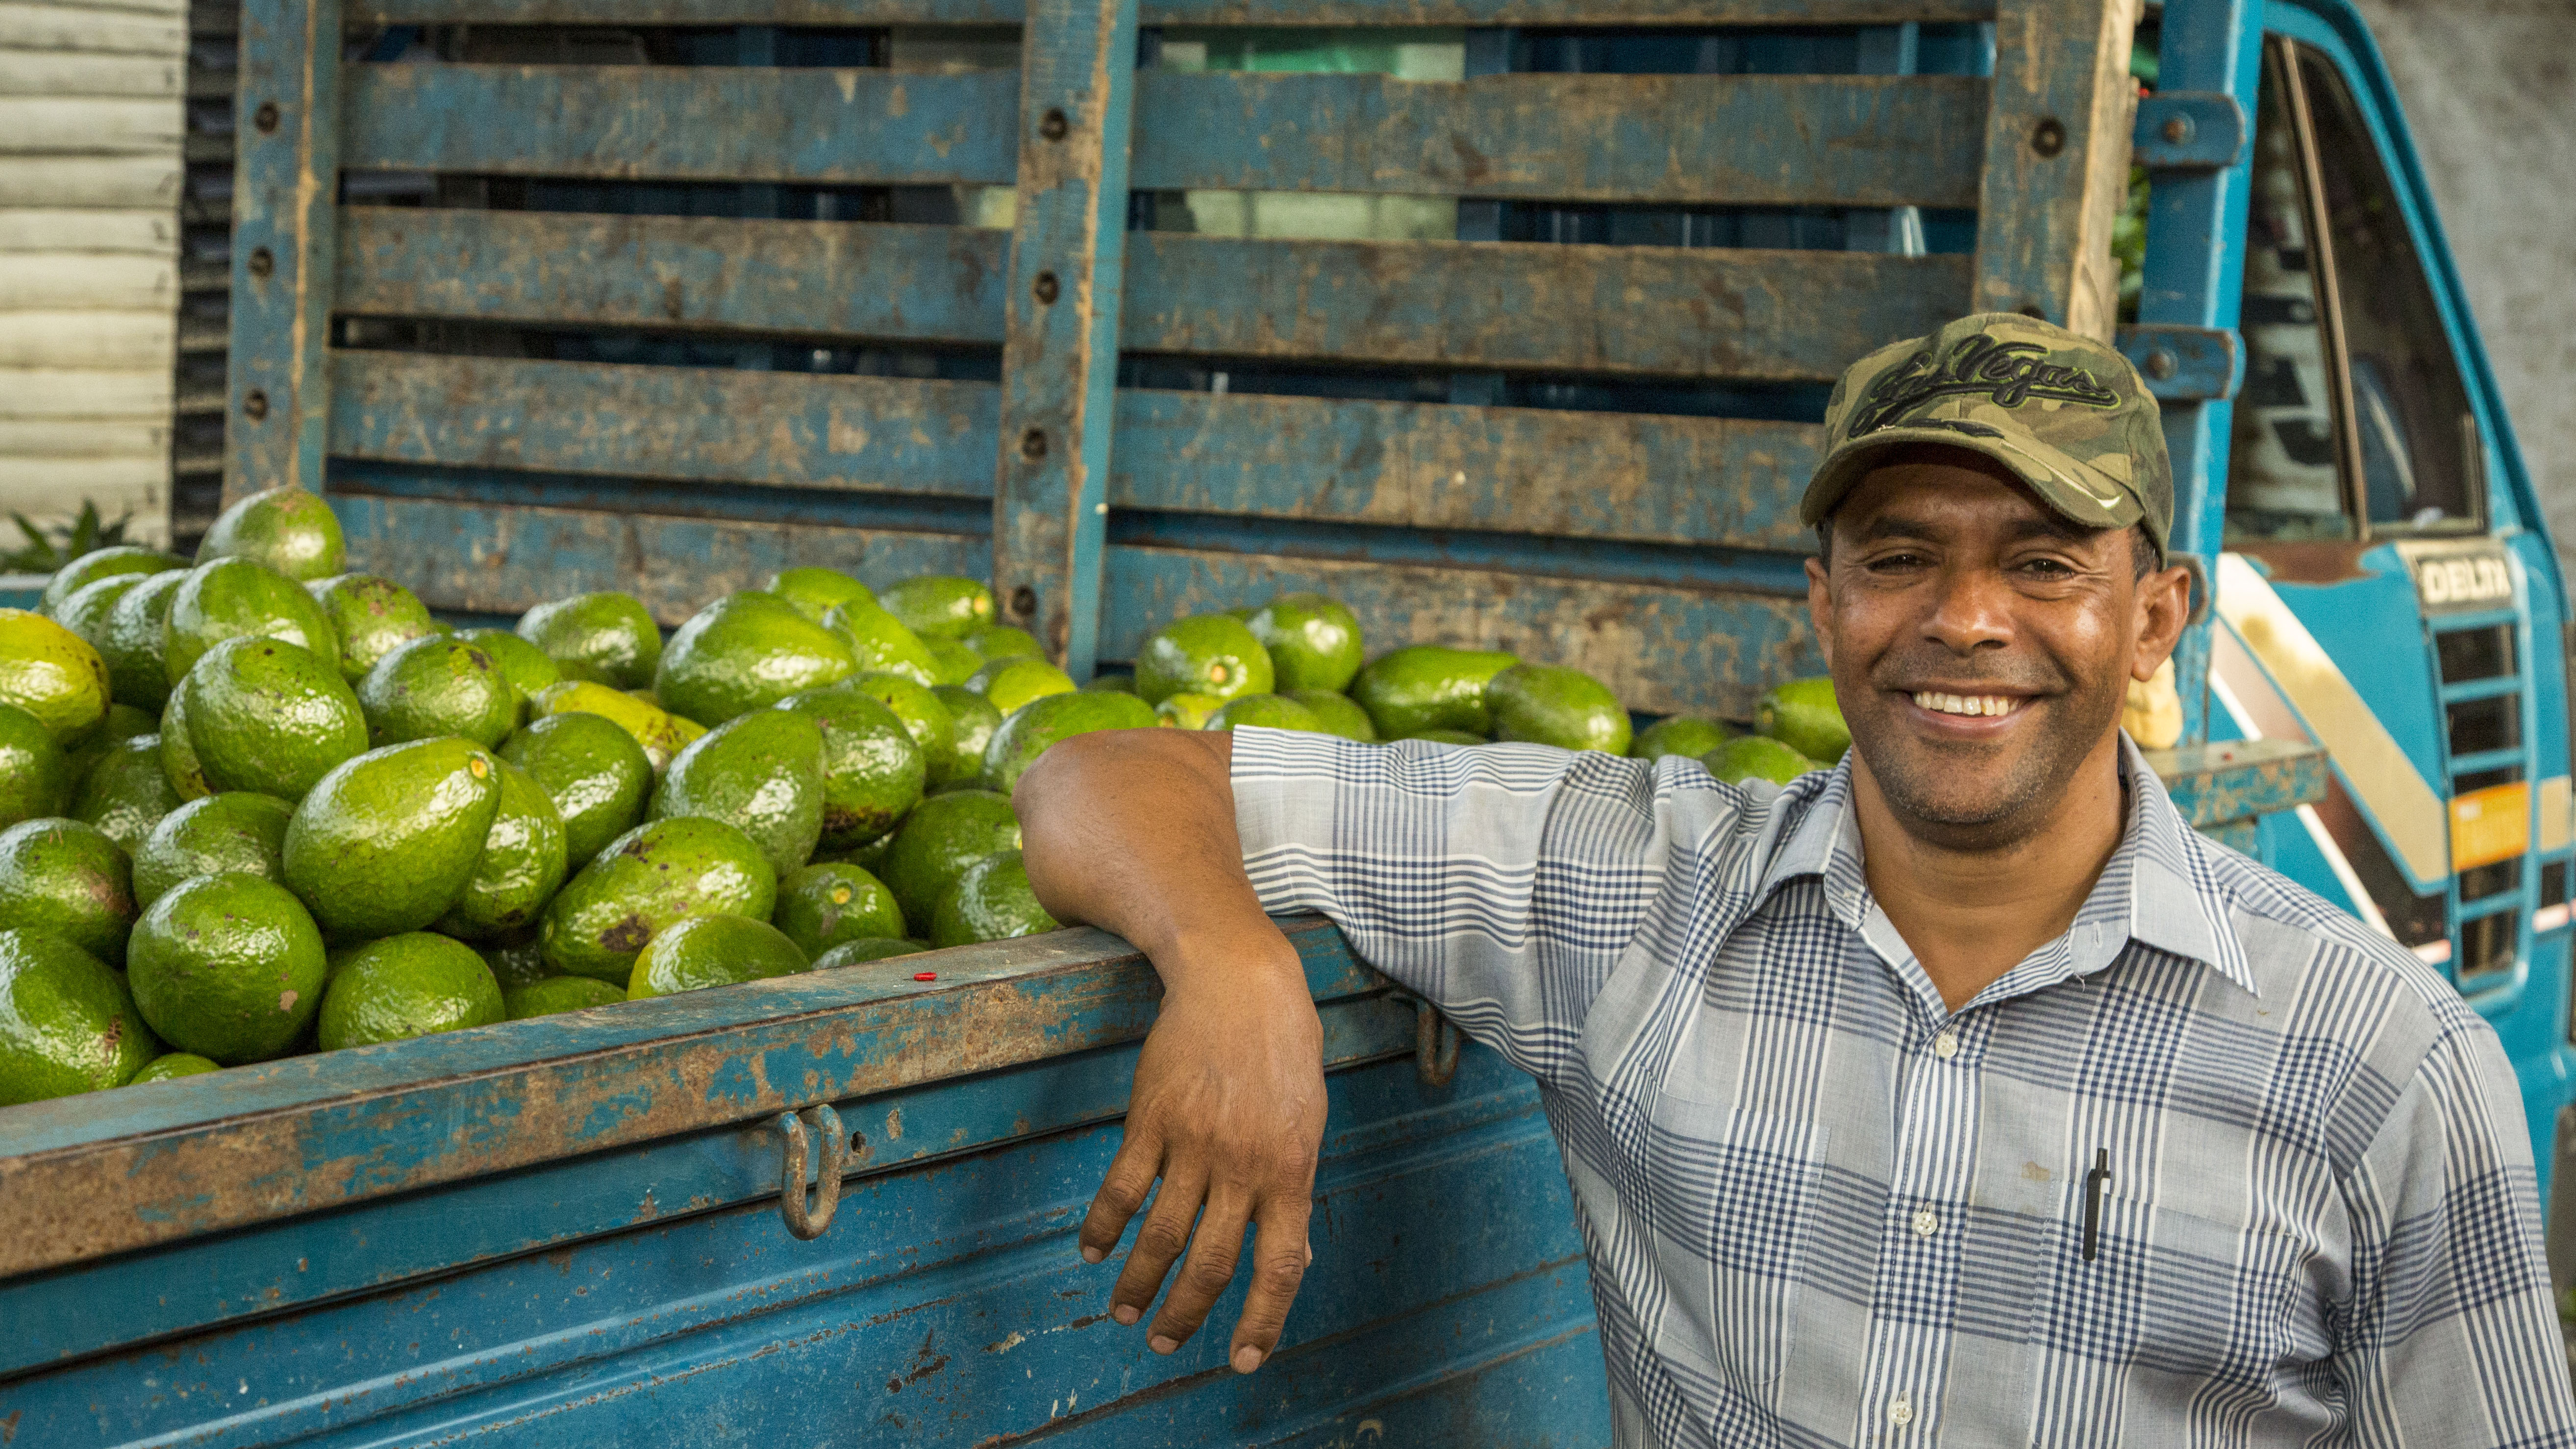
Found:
[1800,312,2172,559]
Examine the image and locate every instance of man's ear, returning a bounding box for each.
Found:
[2130,561,2193,683]
[1804,555,1835,670]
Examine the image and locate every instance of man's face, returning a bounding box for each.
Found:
[1803,450,2189,848]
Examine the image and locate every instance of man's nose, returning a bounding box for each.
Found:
[1921,565,2015,654]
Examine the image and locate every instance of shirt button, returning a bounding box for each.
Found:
[1931,1031,1959,1059]
[1888,1394,1915,1427]
[1912,1206,1939,1238]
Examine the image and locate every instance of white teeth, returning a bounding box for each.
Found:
[1912,691,2021,718]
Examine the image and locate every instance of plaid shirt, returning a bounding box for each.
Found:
[1230,728,2576,1448]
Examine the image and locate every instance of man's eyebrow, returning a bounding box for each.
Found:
[1849,510,2105,547]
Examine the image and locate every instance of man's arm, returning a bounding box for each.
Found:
[1016,728,1325,1376]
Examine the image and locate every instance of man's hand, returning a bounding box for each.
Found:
[1017,730,1328,1372]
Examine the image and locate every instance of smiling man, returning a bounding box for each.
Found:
[1016,314,2576,1446]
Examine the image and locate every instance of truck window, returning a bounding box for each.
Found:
[2225,39,2483,544]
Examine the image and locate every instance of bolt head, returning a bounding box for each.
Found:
[253,100,280,134]
[247,247,274,279]
[2162,114,2194,145]
[2030,117,2067,157]
[1039,108,1069,142]
[1033,271,1059,305]
[1020,428,1048,462]
[2146,348,2179,380]
[1010,586,1037,618]
[243,389,269,420]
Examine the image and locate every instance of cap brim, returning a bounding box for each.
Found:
[1799,425,2151,547]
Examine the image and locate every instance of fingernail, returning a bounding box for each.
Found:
[1080,1246,1103,1265]
[1232,1346,1264,1374]
[1150,1335,1178,1355]
[1113,1304,1139,1326]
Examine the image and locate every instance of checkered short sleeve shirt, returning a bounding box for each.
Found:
[1229,727,2576,1448]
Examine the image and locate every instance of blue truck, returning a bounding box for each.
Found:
[1,0,2566,1441]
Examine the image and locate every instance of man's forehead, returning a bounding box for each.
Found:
[1835,460,2079,537]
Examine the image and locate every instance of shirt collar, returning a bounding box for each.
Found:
[1749,734,2257,999]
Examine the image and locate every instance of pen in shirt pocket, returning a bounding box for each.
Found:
[2082,1148,2111,1262]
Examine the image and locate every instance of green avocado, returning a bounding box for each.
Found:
[648,708,825,876]
[1205,694,1326,733]
[1755,677,1851,765]
[52,575,148,658]
[98,569,185,713]
[929,850,1060,947]
[931,687,1003,788]
[156,677,208,800]
[1080,672,1137,695]
[0,816,135,966]
[0,703,72,830]
[307,574,441,684]
[1135,614,1274,705]
[775,686,924,851]
[281,737,505,940]
[656,591,856,726]
[434,761,569,941]
[963,625,1042,662]
[879,789,1023,927]
[627,914,809,999]
[516,592,663,690]
[1288,690,1376,741]
[66,701,156,788]
[358,635,517,749]
[925,635,983,687]
[1631,716,1733,763]
[41,545,183,614]
[500,711,654,869]
[1701,734,1824,786]
[1351,646,1519,739]
[164,557,343,685]
[72,734,182,854]
[980,690,1157,797]
[455,628,562,725]
[850,672,959,788]
[126,872,328,1062]
[477,930,551,991]
[822,598,939,688]
[0,928,159,1102]
[964,656,1076,715]
[125,1050,220,1084]
[1154,692,1220,730]
[316,932,504,1050]
[504,974,626,1019]
[774,860,906,958]
[198,486,347,582]
[538,815,776,985]
[878,575,995,640]
[813,937,927,968]
[1248,593,1364,693]
[1486,664,1632,753]
[177,635,370,799]
[764,566,874,623]
[132,792,294,908]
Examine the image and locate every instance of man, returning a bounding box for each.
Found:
[1017,315,2576,1445]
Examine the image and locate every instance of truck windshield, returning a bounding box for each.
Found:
[2226,38,2483,543]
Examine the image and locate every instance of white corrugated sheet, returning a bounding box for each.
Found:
[0,0,186,545]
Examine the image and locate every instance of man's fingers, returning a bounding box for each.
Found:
[1078,1127,1163,1266]
[1112,1166,1207,1327]
[1147,1187,1252,1353]
[1226,1194,1315,1374]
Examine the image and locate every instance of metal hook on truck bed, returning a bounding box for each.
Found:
[774,1103,848,1240]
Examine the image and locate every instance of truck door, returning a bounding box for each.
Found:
[2211,19,2576,1166]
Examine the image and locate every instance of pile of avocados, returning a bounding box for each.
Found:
[0,487,1848,1106]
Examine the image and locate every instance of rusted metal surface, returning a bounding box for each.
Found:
[330,492,985,624]
[224,0,340,503]
[1122,234,1976,381]
[0,918,1376,1282]
[1971,0,2140,335]
[1129,71,1987,207]
[772,1104,846,1240]
[359,0,1992,21]
[2139,736,2330,826]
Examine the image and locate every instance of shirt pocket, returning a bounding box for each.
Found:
[2028,1187,2307,1402]
[1639,1091,1829,1392]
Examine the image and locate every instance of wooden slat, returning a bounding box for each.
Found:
[0,2,186,55]
[0,366,174,418]
[0,311,173,369]
[335,207,1009,346]
[329,492,986,623]
[1132,71,1984,208]
[342,63,1018,185]
[0,154,178,207]
[1113,388,1820,552]
[227,0,341,501]
[330,350,999,497]
[357,0,1993,23]
[1970,0,2136,334]
[0,207,175,252]
[0,48,184,97]
[1125,233,1972,381]
[1103,544,1822,719]
[0,252,175,309]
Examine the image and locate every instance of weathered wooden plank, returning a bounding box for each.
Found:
[2139,737,2327,828]
[0,917,1376,1280]
[342,63,1018,185]
[989,0,1139,675]
[0,252,173,309]
[1132,71,1985,208]
[0,1,186,54]
[1971,0,2137,334]
[0,154,177,207]
[330,351,1000,497]
[226,0,340,502]
[335,206,1008,346]
[0,49,183,97]
[357,0,1993,23]
[0,310,171,369]
[327,492,986,622]
[1102,545,1823,718]
[0,366,173,418]
[0,95,181,152]
[1114,388,1821,551]
[1125,234,1973,381]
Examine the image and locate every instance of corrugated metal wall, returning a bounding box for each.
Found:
[0,0,187,548]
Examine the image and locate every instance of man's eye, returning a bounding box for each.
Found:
[2019,557,2077,578]
[1864,552,1926,571]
